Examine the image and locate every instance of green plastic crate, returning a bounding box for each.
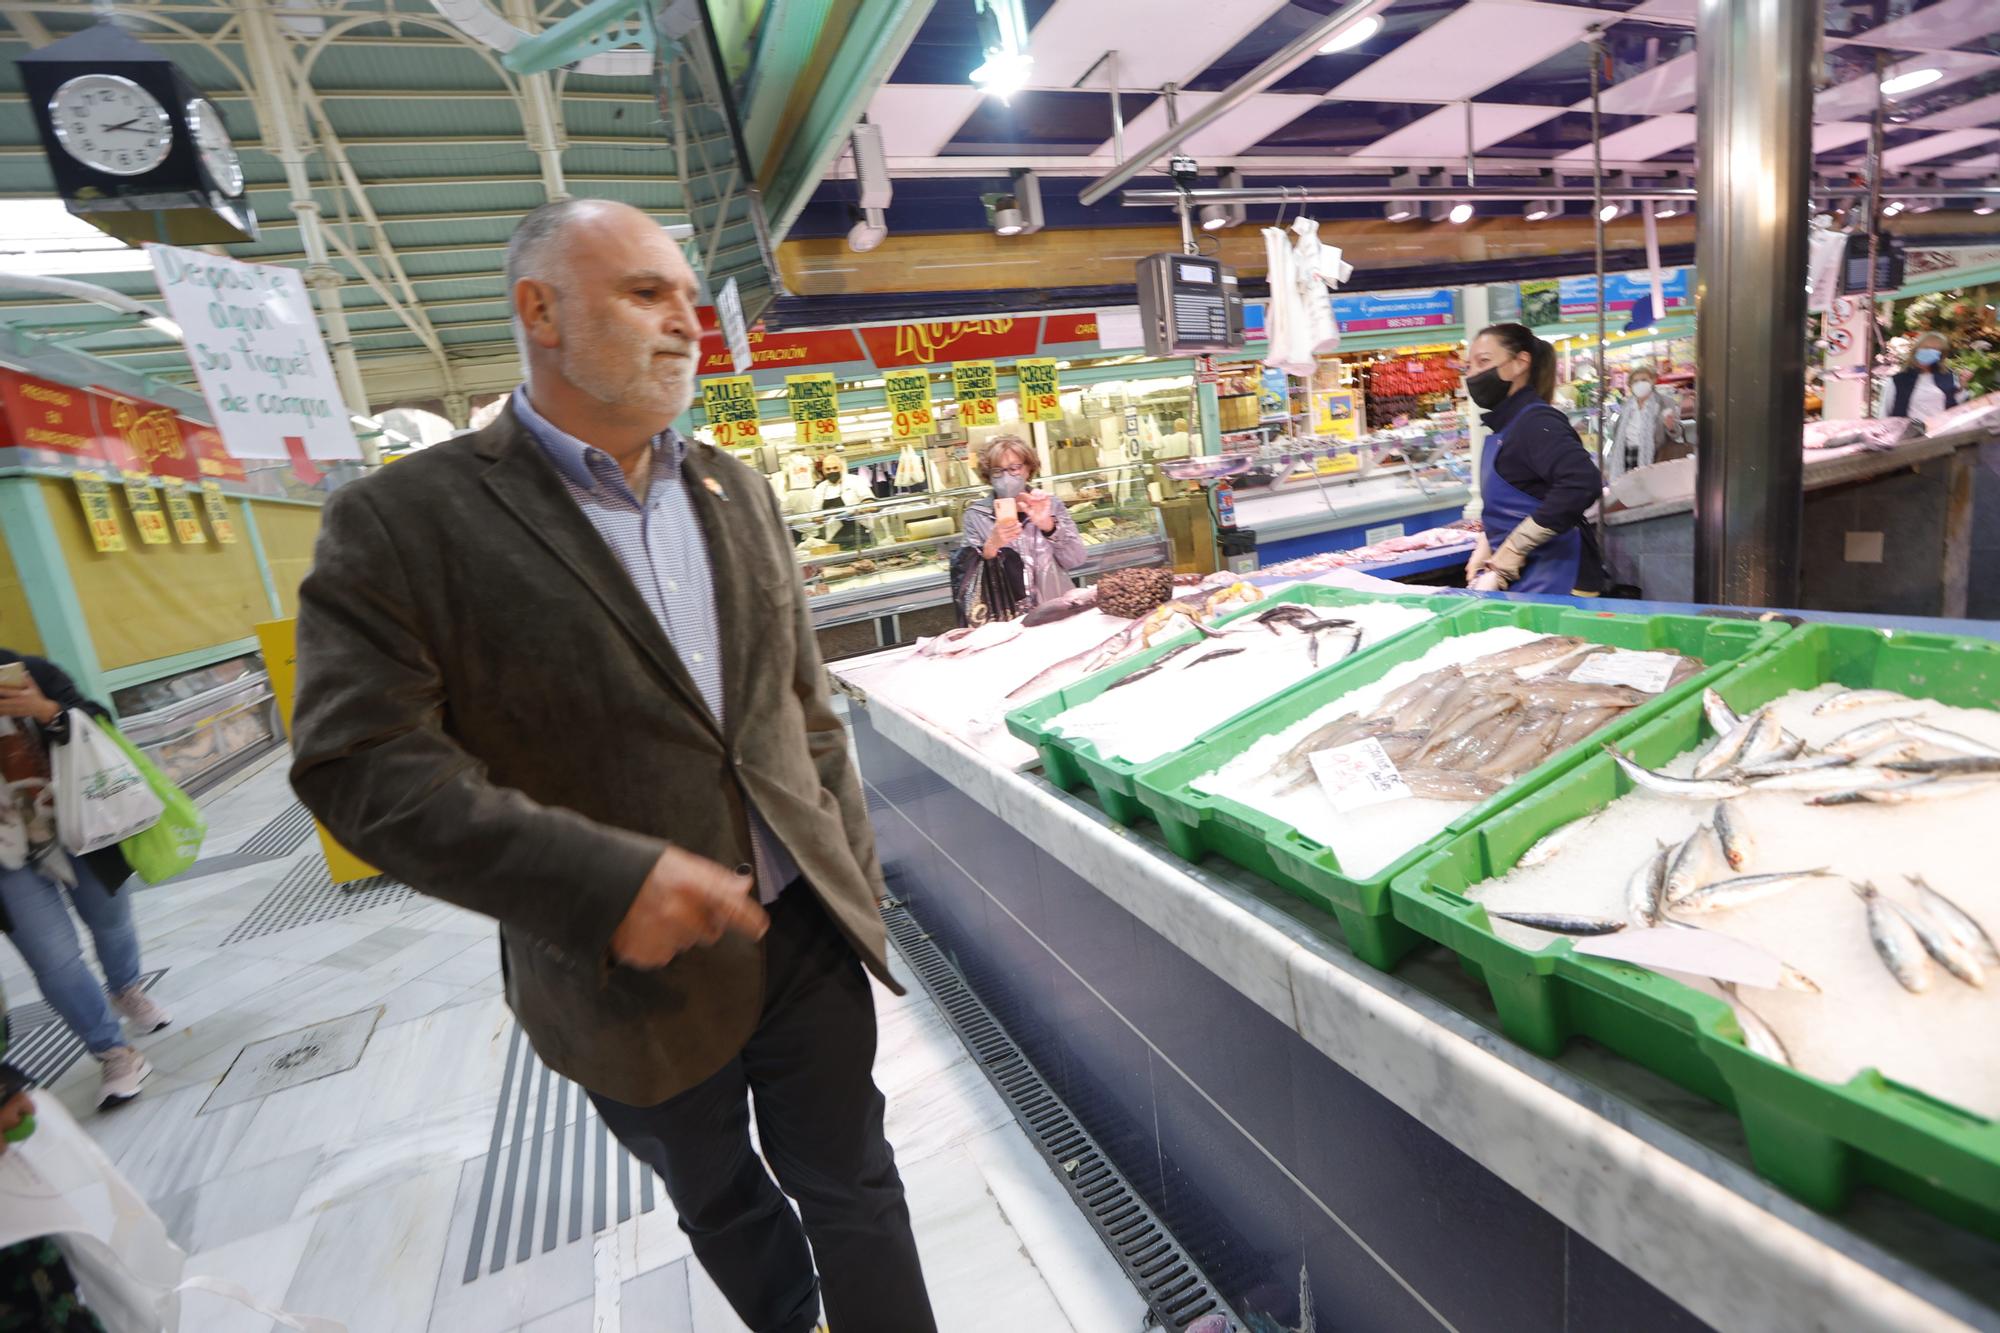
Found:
[1003,584,1464,825]
[1391,621,2000,1238]
[1133,602,1790,969]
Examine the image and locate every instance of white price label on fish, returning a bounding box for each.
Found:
[1570,649,1680,694]
[1310,738,1413,813]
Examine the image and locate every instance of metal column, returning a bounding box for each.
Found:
[1692,0,1817,606]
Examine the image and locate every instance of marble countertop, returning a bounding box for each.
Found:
[839,681,2000,1333]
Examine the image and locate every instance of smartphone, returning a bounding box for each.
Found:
[994,497,1018,525]
[0,662,26,690]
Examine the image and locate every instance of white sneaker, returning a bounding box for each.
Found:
[110,983,171,1035]
[97,1045,152,1107]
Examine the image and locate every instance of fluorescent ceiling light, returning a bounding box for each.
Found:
[971,49,1033,101]
[1320,14,1381,54]
[0,199,154,276]
[142,315,182,340]
[1881,67,1943,97]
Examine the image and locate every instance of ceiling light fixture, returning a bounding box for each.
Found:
[992,196,1024,236]
[1652,172,1688,218]
[1319,13,1381,54]
[1882,199,1906,217]
[1448,201,1474,225]
[1200,204,1231,231]
[142,314,183,340]
[1202,167,1247,231]
[1975,179,1999,216]
[846,205,887,253]
[969,0,1034,102]
[1880,66,1943,97]
[1384,168,1419,222]
[1524,200,1560,221]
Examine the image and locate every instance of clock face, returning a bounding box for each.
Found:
[48,74,172,177]
[186,97,243,196]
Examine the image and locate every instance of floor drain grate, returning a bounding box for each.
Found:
[881,900,1238,1333]
[235,802,319,860]
[202,1007,381,1113]
[223,855,416,945]
[2,970,167,1089]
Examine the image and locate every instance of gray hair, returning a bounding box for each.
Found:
[505,198,624,290]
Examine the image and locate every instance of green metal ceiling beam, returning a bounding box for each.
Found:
[501,0,654,74]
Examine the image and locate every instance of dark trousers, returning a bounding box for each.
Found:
[591,886,936,1333]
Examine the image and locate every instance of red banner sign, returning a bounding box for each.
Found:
[0,369,250,483]
[859,318,1043,369]
[0,370,101,458]
[180,419,247,482]
[1041,313,1100,345]
[96,392,197,479]
[696,325,865,375]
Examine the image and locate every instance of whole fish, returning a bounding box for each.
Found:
[1822,716,1921,758]
[1694,706,1767,779]
[1812,688,1910,716]
[1308,626,1361,669]
[1518,812,1600,868]
[1852,739,1928,767]
[1885,755,2000,776]
[1403,770,1504,801]
[1808,775,1997,806]
[1252,603,1321,632]
[1627,842,1672,926]
[1606,747,1748,800]
[1516,641,1611,680]
[1749,765,1901,793]
[1413,695,1519,763]
[1713,802,1753,871]
[1460,636,1590,675]
[1020,587,1098,626]
[1742,728,1806,767]
[1102,642,1197,691]
[1672,868,1836,914]
[1491,910,1628,936]
[1702,688,1741,737]
[1184,645,1247,670]
[1491,681,1648,711]
[1719,982,1792,1066]
[1907,875,2000,966]
[1554,705,1621,748]
[1734,754,1851,779]
[1899,894,1986,988]
[1663,824,1723,905]
[1854,881,1933,993]
[1777,962,1823,994]
[1889,719,2000,760]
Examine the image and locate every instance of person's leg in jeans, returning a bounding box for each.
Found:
[0,864,123,1053]
[591,1061,822,1333]
[59,858,140,996]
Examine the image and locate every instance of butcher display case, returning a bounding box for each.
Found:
[110,653,282,796]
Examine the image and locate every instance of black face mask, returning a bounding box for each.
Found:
[1465,367,1513,410]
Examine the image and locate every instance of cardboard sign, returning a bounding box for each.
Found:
[199,481,238,544]
[953,361,1000,427]
[1016,359,1061,422]
[701,375,761,447]
[72,471,126,552]
[786,373,841,445]
[883,369,936,440]
[121,472,171,546]
[160,478,207,544]
[717,277,752,375]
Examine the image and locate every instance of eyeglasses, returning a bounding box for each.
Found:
[993,463,1031,477]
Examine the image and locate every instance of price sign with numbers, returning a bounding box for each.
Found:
[161,479,207,545]
[72,471,126,553]
[121,471,171,545]
[883,369,937,440]
[786,373,842,445]
[200,481,238,544]
[701,375,761,448]
[1016,359,1061,422]
[952,361,999,427]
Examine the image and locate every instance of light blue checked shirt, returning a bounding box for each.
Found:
[513,388,796,904]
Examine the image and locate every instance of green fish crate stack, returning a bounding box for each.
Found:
[1004,584,1463,825]
[1391,622,2000,1238]
[1130,603,1789,970]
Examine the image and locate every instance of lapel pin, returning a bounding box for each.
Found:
[703,476,729,502]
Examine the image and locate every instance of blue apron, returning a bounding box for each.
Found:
[1480,399,1583,595]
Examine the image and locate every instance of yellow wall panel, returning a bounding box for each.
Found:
[249,501,324,619]
[41,478,270,671]
[0,522,45,658]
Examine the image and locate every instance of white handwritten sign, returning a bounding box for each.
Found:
[147,244,359,462]
[1310,738,1413,813]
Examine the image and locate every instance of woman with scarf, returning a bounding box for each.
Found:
[950,436,1087,625]
[0,654,167,1109]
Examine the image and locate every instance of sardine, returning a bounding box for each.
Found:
[1606,747,1748,800]
[1518,812,1600,868]
[1734,754,1852,778]
[1102,642,1196,691]
[1671,868,1836,914]
[1663,824,1723,905]
[1899,893,1986,988]
[1719,982,1792,1066]
[1308,626,1361,669]
[1694,706,1767,779]
[1490,910,1628,936]
[1852,739,1928,766]
[1808,775,1997,806]
[1822,716,1923,757]
[1627,842,1672,926]
[1812,688,1910,716]
[1884,755,2000,776]
[1889,719,2000,760]
[1749,765,1901,793]
[1702,688,1742,737]
[1184,646,1247,670]
[1854,881,1933,993]
[1743,728,1806,767]
[1908,876,2000,965]
[1713,802,1752,871]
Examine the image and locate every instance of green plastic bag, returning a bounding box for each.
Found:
[98,724,206,884]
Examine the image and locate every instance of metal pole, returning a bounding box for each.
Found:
[1863,51,1886,418]
[1164,83,1195,255]
[1590,27,1608,551]
[1464,100,1477,188]
[1693,0,1816,605]
[1108,51,1125,166]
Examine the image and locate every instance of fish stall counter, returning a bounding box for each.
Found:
[1232,470,1471,568]
[832,593,2000,1333]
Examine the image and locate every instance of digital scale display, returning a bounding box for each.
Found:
[1137,253,1242,355]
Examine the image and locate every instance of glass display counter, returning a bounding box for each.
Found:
[111,653,282,796]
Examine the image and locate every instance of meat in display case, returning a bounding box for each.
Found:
[112,654,282,795]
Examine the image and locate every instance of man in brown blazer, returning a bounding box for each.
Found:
[288,199,936,1333]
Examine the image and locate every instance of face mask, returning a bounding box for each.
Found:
[992,473,1028,498]
[1465,367,1512,411]
[1631,380,1653,400]
[1916,347,1943,367]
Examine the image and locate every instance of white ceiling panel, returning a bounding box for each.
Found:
[1096,92,1320,159]
[865,85,983,159]
[1812,123,1872,153]
[1593,51,1698,116]
[1027,0,1288,90]
[1557,112,1695,161]
[1629,0,1696,20]
[1916,89,2000,131]
[1843,0,2000,54]
[1881,128,2000,168]
[1332,1,1598,103]
[1818,51,2000,120]
[1362,103,1566,159]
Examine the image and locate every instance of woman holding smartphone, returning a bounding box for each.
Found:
[952,436,1087,624]
[0,652,167,1108]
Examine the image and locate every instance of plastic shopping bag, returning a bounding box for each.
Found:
[99,724,206,884]
[52,712,163,855]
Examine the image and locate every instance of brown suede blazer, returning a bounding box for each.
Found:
[288,401,896,1104]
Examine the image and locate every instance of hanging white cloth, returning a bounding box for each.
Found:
[1262,227,1315,378]
[1289,218,1343,357]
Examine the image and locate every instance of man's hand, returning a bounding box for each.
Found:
[0,675,59,725]
[983,516,1024,559]
[610,846,769,970]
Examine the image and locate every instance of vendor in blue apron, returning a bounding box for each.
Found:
[1462,322,1607,596]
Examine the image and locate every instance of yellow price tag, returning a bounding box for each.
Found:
[883,369,937,441]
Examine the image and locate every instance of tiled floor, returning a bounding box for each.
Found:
[3,751,1147,1333]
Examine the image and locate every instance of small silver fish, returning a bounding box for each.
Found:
[1719,982,1792,1066]
[1808,775,1997,806]
[1900,894,1986,988]
[1854,881,1933,994]
[1702,687,1741,737]
[1713,802,1752,871]
[1517,813,1599,868]
[1908,875,2000,967]
[1812,688,1910,716]
[1734,754,1852,779]
[1742,728,1806,767]
[1822,716,1922,758]
[1491,910,1628,936]
[1777,962,1822,994]
[1606,747,1747,800]
[1750,765,1901,793]
[1672,868,1837,914]
[1889,719,2000,760]
[1885,755,2000,776]
[1627,842,1672,927]
[1663,824,1722,905]
[1694,707,1767,779]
